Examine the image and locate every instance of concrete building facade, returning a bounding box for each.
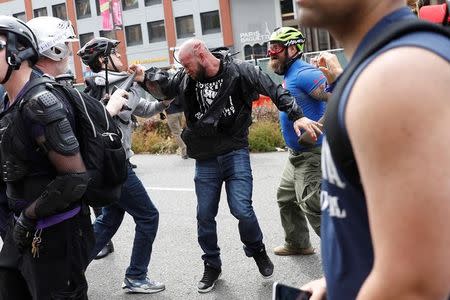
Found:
[1,0,445,82]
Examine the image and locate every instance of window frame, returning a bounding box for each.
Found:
[122,0,139,11]
[33,7,48,18]
[75,0,92,19]
[52,3,68,20]
[175,15,195,39]
[125,24,143,46]
[200,10,221,35]
[147,20,166,43]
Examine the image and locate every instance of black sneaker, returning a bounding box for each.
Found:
[253,248,274,278]
[95,240,114,260]
[197,264,221,293]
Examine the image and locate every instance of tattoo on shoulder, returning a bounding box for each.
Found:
[310,84,329,101]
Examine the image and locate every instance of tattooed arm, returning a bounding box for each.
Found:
[310,83,329,101]
[309,51,344,101]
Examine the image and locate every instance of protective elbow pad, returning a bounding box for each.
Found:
[34,172,90,218]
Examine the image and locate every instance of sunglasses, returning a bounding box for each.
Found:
[0,40,6,51]
[267,43,285,57]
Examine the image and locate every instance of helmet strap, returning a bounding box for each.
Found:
[109,54,120,73]
[1,33,21,84]
[102,54,120,94]
[0,65,13,84]
[274,46,301,75]
[102,54,110,94]
[284,52,303,72]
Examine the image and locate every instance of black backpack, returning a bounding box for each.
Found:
[19,76,128,207]
[325,19,450,187]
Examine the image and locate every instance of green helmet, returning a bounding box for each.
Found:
[269,27,305,52]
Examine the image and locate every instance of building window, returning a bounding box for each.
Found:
[244,45,253,60]
[200,10,221,35]
[79,32,94,48]
[318,29,330,50]
[75,0,92,19]
[243,43,268,60]
[52,3,67,20]
[125,24,143,46]
[34,7,48,17]
[147,20,166,43]
[280,0,294,21]
[122,0,138,10]
[13,12,26,22]
[100,30,116,40]
[175,15,195,39]
[145,0,162,6]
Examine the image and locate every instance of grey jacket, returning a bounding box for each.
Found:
[92,71,167,159]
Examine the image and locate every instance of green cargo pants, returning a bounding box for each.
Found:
[276,147,322,249]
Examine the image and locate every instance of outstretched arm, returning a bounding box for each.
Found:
[240,62,322,140]
[346,48,450,300]
[129,64,182,100]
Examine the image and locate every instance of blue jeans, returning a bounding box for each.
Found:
[195,148,264,269]
[92,164,159,279]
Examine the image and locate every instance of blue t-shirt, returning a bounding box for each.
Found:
[321,7,450,300]
[279,59,326,152]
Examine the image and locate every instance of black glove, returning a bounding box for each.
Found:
[13,211,36,252]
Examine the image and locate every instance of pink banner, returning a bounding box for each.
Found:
[111,0,123,30]
[100,0,123,31]
[100,0,112,30]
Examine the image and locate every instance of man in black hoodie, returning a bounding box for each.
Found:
[131,38,322,293]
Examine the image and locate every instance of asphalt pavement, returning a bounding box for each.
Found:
[87,152,323,300]
[0,152,323,299]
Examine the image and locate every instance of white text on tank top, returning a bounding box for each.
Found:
[321,138,347,219]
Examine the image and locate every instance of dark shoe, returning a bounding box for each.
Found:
[253,248,274,278]
[197,264,222,293]
[130,163,137,169]
[95,240,114,260]
[273,245,316,256]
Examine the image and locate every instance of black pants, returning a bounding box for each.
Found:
[0,207,94,299]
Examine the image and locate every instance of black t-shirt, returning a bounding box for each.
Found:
[190,61,242,129]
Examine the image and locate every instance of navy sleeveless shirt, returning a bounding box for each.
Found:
[321,7,450,300]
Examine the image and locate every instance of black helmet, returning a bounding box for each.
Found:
[0,16,39,83]
[77,37,119,72]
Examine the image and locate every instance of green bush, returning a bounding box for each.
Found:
[131,117,178,154]
[132,112,285,154]
[248,120,285,152]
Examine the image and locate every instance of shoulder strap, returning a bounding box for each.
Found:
[325,19,450,187]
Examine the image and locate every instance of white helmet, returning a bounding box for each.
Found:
[27,16,78,61]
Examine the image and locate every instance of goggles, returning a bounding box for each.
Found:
[267,43,285,56]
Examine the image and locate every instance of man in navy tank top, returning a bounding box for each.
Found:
[296,0,450,299]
